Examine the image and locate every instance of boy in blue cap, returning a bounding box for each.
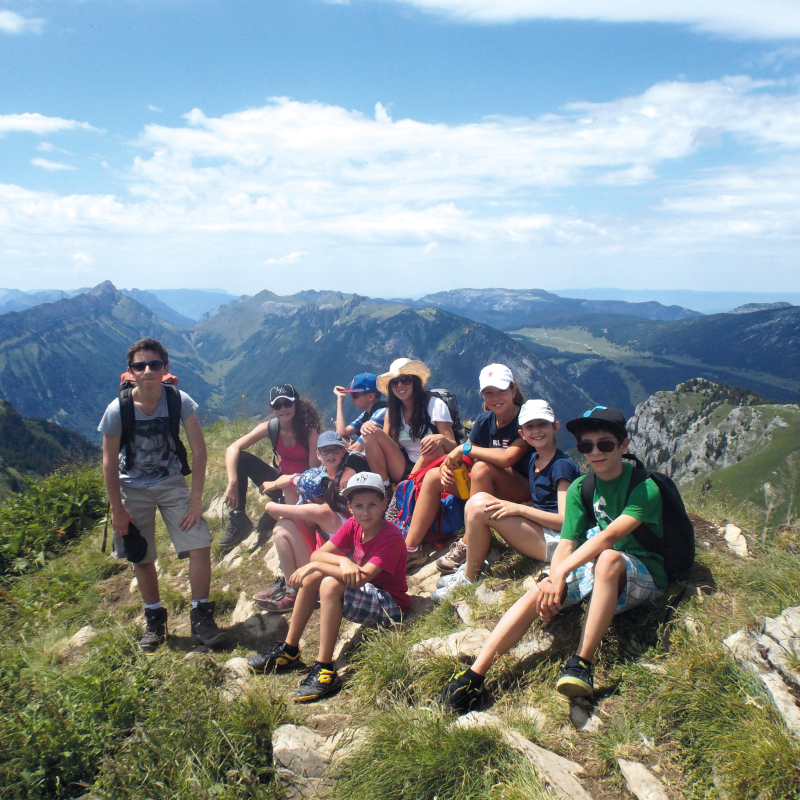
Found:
[333,373,387,455]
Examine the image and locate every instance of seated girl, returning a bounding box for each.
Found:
[404,364,531,568]
[256,431,356,612]
[360,358,456,487]
[432,399,579,601]
[221,383,321,549]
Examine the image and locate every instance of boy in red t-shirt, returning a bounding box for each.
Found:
[247,472,409,702]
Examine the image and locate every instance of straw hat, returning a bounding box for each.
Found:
[376,357,431,395]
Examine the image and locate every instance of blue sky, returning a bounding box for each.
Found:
[2,0,800,297]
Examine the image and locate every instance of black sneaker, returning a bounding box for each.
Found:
[139,607,168,653]
[292,663,342,703]
[218,510,254,550]
[247,641,303,674]
[437,669,485,713]
[556,656,594,699]
[190,601,227,648]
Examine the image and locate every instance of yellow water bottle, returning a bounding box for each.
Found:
[451,455,474,500]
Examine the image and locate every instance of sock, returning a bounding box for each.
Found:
[283,643,299,657]
[406,545,418,552]
[315,661,334,672]
[463,668,485,686]
[383,479,391,488]
[144,601,162,611]
[191,598,209,609]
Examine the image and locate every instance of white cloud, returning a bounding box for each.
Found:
[71,251,94,268]
[266,251,307,264]
[0,113,98,136]
[31,158,77,171]
[377,0,800,40]
[147,105,163,113]
[0,10,43,35]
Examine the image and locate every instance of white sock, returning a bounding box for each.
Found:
[144,601,162,611]
[191,598,209,609]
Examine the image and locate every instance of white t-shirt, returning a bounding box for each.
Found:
[398,397,452,463]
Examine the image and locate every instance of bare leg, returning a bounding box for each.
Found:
[471,584,547,675]
[285,572,323,647]
[575,550,627,661]
[405,467,444,547]
[363,429,407,483]
[463,493,547,580]
[316,576,345,663]
[470,461,530,502]
[283,484,299,505]
[187,547,212,600]
[273,519,315,577]
[133,561,160,605]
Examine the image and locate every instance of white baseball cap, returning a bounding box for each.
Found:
[518,399,555,426]
[479,363,514,391]
[341,471,386,499]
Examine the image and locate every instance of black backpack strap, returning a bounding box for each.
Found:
[164,384,191,476]
[118,385,136,471]
[268,417,281,466]
[367,400,387,421]
[579,472,596,519]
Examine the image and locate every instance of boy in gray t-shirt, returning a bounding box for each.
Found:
[98,337,225,653]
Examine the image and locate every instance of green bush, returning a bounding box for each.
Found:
[0,466,106,576]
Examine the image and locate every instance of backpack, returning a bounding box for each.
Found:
[578,454,694,581]
[392,455,465,539]
[118,375,191,476]
[424,389,465,444]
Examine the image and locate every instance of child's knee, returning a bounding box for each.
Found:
[465,492,493,518]
[422,468,442,490]
[470,461,493,482]
[594,549,626,579]
[319,575,345,597]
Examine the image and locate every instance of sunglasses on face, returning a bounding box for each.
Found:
[389,375,414,388]
[319,446,344,457]
[576,439,619,454]
[271,399,294,410]
[350,392,365,399]
[129,360,167,373]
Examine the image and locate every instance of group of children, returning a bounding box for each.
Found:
[101,338,671,711]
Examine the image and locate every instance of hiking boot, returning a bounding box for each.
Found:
[254,576,286,609]
[139,606,168,653]
[406,545,429,569]
[292,662,342,703]
[436,539,467,574]
[256,512,276,534]
[437,669,485,713]
[257,587,297,614]
[218,510,254,550]
[247,641,303,674]
[556,656,594,699]
[432,565,477,603]
[190,601,227,648]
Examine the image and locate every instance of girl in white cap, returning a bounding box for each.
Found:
[432,399,579,601]
[404,363,531,568]
[360,357,456,485]
[256,431,356,612]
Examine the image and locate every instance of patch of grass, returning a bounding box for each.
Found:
[333,707,526,800]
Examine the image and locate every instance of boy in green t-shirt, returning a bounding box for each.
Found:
[438,406,665,713]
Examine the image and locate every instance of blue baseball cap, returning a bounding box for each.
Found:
[295,467,329,504]
[340,373,379,394]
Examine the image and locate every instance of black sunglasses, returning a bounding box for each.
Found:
[389,375,415,387]
[129,360,167,373]
[576,439,619,454]
[271,399,294,410]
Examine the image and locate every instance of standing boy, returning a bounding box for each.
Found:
[99,337,225,652]
[247,472,409,702]
[438,406,666,712]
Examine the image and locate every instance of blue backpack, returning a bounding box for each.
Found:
[393,477,465,538]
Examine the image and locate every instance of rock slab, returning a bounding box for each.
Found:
[411,628,491,661]
[617,759,669,800]
[272,724,346,798]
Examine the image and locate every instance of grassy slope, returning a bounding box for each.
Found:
[1,420,800,799]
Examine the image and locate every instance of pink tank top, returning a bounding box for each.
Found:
[276,437,310,476]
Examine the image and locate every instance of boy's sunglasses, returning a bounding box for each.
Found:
[129,360,167,373]
[350,392,365,399]
[271,399,294,410]
[576,439,619,454]
[319,446,344,456]
[389,375,414,387]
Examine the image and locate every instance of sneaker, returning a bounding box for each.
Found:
[190,601,227,648]
[218,510,254,550]
[406,545,429,569]
[437,669,485,713]
[254,576,286,609]
[556,656,594,699]
[432,567,475,603]
[292,662,342,703]
[436,539,467,574]
[258,587,297,614]
[247,641,303,674]
[139,607,168,653]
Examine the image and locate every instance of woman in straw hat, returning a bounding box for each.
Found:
[360,357,456,486]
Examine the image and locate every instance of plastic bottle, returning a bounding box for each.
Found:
[451,455,474,500]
